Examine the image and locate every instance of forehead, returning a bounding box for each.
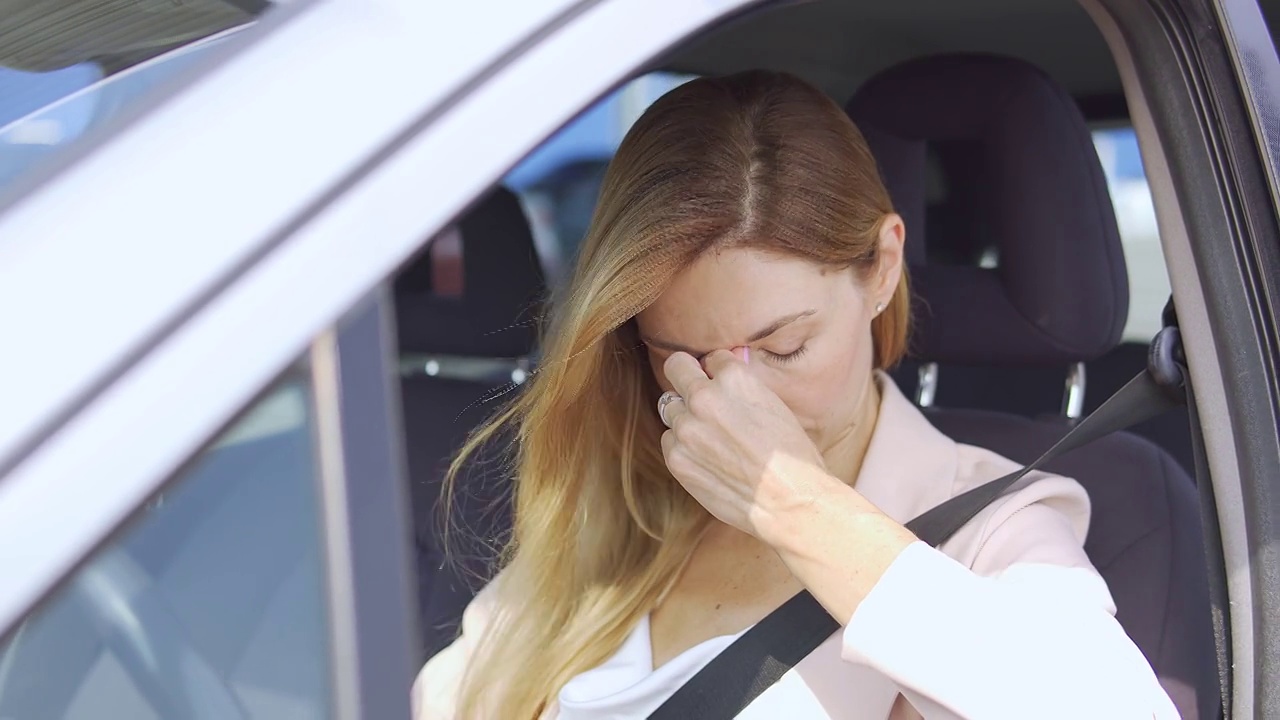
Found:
[636,247,853,343]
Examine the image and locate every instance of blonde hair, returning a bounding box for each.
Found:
[447,70,908,718]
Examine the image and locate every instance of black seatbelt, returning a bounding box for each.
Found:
[649,329,1195,720]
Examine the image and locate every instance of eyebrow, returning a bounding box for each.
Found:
[641,309,817,356]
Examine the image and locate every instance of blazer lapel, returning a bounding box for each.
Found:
[852,373,959,525]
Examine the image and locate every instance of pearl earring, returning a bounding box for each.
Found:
[874,301,886,315]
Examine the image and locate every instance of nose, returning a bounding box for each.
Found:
[696,346,750,371]
[702,346,748,363]
[701,345,747,371]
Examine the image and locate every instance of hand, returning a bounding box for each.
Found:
[660,348,831,539]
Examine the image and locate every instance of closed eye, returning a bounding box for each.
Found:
[763,345,808,364]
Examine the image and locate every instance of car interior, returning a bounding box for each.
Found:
[393,1,1280,719]
[1,0,1277,717]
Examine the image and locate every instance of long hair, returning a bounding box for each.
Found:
[447,70,909,718]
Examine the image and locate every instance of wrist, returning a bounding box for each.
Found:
[754,473,918,622]
[750,453,849,548]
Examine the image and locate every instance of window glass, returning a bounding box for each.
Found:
[0,375,332,720]
[0,63,103,129]
[0,0,271,200]
[1092,126,1170,342]
[506,72,696,277]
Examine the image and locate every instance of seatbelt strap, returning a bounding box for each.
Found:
[648,363,1185,720]
[907,368,1180,543]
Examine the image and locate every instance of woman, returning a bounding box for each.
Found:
[414,71,1177,719]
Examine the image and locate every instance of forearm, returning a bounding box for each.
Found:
[752,454,917,624]
[756,469,1178,719]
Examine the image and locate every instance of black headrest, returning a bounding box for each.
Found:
[395,186,545,357]
[847,54,1129,367]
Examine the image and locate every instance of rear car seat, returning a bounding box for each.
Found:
[847,54,1217,719]
[395,187,545,661]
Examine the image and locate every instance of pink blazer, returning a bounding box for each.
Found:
[413,375,1179,719]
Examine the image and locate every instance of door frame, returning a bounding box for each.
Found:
[0,0,765,668]
[1084,0,1280,714]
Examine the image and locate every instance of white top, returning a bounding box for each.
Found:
[552,541,1178,720]
[557,613,746,718]
[413,376,1183,720]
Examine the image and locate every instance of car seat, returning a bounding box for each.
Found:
[395,187,545,661]
[847,53,1217,719]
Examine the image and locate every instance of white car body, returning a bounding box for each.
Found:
[1,0,1278,717]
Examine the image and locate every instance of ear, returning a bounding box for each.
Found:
[871,213,906,304]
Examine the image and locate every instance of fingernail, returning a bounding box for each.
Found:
[738,346,750,364]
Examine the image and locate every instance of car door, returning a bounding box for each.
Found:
[0,360,334,720]
[0,0,765,717]
[1085,0,1280,715]
[4,0,1279,718]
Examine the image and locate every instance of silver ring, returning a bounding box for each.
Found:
[657,390,683,429]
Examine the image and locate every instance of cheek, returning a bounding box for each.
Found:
[767,334,872,425]
[648,349,674,390]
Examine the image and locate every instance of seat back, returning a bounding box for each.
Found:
[848,54,1216,719]
[395,186,546,660]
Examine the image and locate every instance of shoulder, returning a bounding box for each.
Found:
[863,377,1096,575]
[412,574,507,720]
[941,442,1096,576]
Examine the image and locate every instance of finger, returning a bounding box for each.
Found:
[661,428,675,455]
[660,430,696,488]
[663,352,710,398]
[701,348,746,379]
[660,429,679,467]
[661,394,689,428]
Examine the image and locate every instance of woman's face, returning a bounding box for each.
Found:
[634,218,905,458]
